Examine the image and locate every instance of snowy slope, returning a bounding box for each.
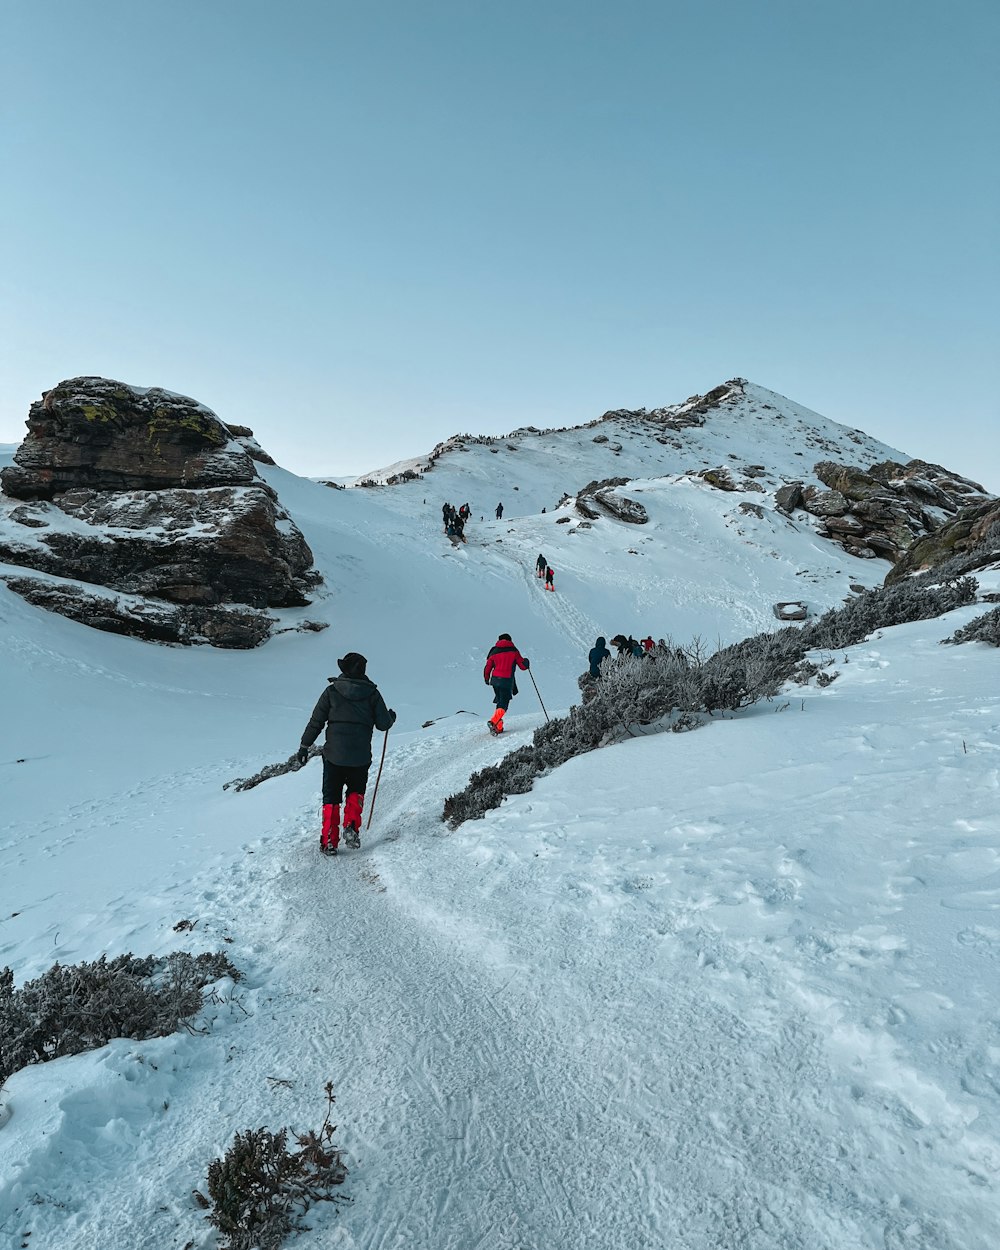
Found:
[2,392,999,1249]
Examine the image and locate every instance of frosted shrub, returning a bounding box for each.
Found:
[944,606,1000,647]
[195,1083,348,1250]
[696,638,790,712]
[803,575,976,652]
[0,951,239,1086]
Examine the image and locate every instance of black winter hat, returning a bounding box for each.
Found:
[338,652,367,678]
[498,633,512,642]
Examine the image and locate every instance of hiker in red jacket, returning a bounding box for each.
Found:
[483,633,529,734]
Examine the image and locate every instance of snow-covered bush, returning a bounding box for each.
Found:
[943,605,1000,647]
[195,1082,348,1250]
[0,951,239,1086]
[442,572,980,828]
[803,574,977,651]
[696,637,791,713]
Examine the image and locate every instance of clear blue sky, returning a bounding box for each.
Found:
[1,1,997,486]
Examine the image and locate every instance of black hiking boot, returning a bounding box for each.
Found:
[343,824,361,850]
[320,843,338,856]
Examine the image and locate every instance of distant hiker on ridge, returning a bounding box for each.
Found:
[298,653,396,856]
[483,632,529,735]
[544,565,555,592]
[642,636,655,654]
[536,553,546,578]
[495,502,504,520]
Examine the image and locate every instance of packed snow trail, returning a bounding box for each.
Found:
[289,715,984,1250]
[7,680,995,1250]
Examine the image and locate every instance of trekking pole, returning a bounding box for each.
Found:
[528,670,550,723]
[366,730,389,831]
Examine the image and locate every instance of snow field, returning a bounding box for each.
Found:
[2,398,998,1248]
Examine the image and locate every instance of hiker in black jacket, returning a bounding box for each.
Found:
[298,652,396,855]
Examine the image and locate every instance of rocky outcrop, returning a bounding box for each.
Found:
[697,466,766,495]
[225,424,276,466]
[774,483,803,513]
[0,378,319,647]
[573,477,649,524]
[698,467,738,492]
[886,498,1000,584]
[775,457,992,564]
[2,575,274,648]
[2,378,257,499]
[598,381,742,433]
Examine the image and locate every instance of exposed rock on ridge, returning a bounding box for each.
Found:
[776,457,991,564]
[600,380,741,431]
[0,378,319,647]
[572,477,649,524]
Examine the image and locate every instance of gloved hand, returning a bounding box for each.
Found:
[296,746,309,766]
[484,677,490,685]
[388,709,397,726]
[523,657,530,669]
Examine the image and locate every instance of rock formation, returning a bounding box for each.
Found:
[886,497,1000,583]
[0,378,319,647]
[696,466,765,494]
[225,424,276,466]
[571,477,649,525]
[599,380,741,431]
[775,458,991,564]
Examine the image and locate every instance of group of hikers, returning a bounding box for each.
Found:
[439,500,555,589]
[441,500,508,544]
[297,624,678,854]
[300,501,677,854]
[442,501,471,543]
[297,633,530,854]
[587,634,679,677]
[535,553,555,591]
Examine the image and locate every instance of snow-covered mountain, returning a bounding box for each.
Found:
[353,378,901,508]
[2,383,998,1249]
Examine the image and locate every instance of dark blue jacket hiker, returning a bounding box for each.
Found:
[588,637,611,677]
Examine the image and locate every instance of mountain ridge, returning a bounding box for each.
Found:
[351,378,904,495]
